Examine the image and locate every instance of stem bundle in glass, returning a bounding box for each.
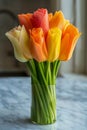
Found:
[26,60,60,124]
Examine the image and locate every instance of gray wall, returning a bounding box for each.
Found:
[58,0,86,75]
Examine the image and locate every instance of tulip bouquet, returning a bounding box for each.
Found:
[5,8,81,124]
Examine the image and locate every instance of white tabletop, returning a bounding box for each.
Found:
[0,74,87,130]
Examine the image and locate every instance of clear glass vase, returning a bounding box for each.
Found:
[26,59,60,125]
[31,79,56,124]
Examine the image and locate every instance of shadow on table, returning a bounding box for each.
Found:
[2,117,58,130]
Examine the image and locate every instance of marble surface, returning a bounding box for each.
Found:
[0,74,87,130]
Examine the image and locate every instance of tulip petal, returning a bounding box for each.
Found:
[18,13,32,32]
[29,28,48,62]
[6,32,27,62]
[62,20,70,35]
[31,8,49,35]
[20,26,32,59]
[5,26,32,62]
[59,24,81,60]
[46,27,62,61]
[49,11,65,30]
[59,34,70,60]
[48,13,53,22]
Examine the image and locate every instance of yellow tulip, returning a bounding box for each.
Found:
[5,25,32,62]
[46,27,62,61]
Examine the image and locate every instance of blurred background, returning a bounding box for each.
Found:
[0,0,86,76]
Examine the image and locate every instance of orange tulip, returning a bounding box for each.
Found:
[59,24,81,61]
[48,13,53,22]
[49,11,65,30]
[30,8,49,36]
[18,13,33,32]
[29,28,48,62]
[62,20,70,34]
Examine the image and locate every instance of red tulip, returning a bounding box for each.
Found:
[30,8,49,36]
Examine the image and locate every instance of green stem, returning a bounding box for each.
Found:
[51,60,60,83]
[55,60,61,77]
[31,79,47,123]
[45,61,51,85]
[26,61,49,123]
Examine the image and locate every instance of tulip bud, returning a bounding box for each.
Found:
[5,25,32,62]
[59,24,81,61]
[29,28,48,62]
[31,8,49,36]
[46,27,62,62]
[49,11,65,30]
